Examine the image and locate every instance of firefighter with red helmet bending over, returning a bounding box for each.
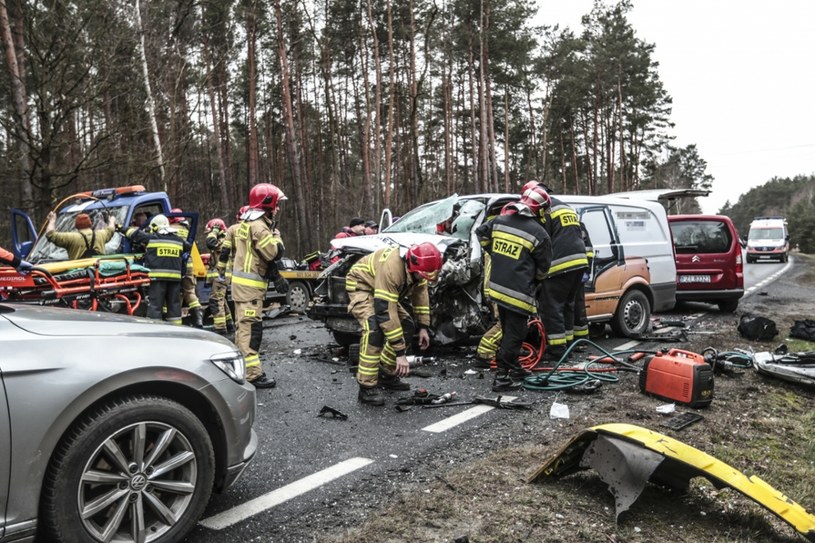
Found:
[345,242,443,406]
[476,185,552,392]
[230,184,286,389]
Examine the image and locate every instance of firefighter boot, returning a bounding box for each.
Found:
[380,373,411,391]
[251,372,277,389]
[492,371,522,393]
[358,385,385,406]
[226,319,235,334]
[191,307,204,329]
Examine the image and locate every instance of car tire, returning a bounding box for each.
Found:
[332,330,358,348]
[286,280,311,313]
[611,289,650,338]
[41,395,215,543]
[781,253,788,263]
[717,299,739,313]
[746,256,754,264]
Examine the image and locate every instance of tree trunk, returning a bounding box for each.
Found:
[134,0,165,188]
[383,0,395,209]
[366,0,382,213]
[273,0,307,255]
[503,88,509,192]
[246,0,259,186]
[0,0,33,210]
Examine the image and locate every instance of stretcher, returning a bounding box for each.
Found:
[0,256,151,315]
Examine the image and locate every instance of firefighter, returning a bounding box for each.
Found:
[346,242,442,406]
[571,221,594,350]
[334,218,365,239]
[121,214,190,325]
[0,247,34,272]
[205,217,232,335]
[476,185,552,391]
[215,206,251,334]
[522,181,589,362]
[230,184,286,389]
[168,208,204,328]
[45,210,116,260]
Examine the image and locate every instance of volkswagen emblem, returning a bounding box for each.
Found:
[130,474,148,491]
[691,255,700,263]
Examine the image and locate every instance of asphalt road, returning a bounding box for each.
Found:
[184,256,793,543]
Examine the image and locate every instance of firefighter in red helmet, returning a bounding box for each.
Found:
[345,242,443,406]
[230,184,286,389]
[476,185,552,391]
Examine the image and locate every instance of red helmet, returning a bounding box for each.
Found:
[520,185,551,216]
[206,218,227,233]
[236,205,249,220]
[521,180,541,194]
[169,207,184,224]
[406,242,443,281]
[249,183,284,211]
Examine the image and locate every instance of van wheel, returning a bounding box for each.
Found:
[781,253,788,263]
[718,299,739,313]
[611,290,650,338]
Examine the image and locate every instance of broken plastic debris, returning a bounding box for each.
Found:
[464,369,478,375]
[655,403,676,414]
[293,349,302,355]
[549,402,570,419]
[389,454,398,459]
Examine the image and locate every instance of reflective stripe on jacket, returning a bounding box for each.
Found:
[231,216,284,302]
[476,213,552,315]
[542,197,588,277]
[125,228,189,281]
[346,246,431,355]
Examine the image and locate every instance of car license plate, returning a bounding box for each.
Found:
[680,274,711,283]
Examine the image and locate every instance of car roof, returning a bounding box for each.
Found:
[668,214,736,224]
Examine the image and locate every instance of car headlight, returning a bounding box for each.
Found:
[210,352,246,384]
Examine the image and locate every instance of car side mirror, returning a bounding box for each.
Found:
[739,238,747,249]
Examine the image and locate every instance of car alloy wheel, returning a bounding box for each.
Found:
[42,395,214,543]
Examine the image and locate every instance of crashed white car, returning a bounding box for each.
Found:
[307,193,657,346]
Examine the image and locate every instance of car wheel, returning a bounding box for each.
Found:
[717,299,739,313]
[41,395,215,543]
[611,289,651,338]
[332,330,359,348]
[286,281,311,313]
[782,253,788,263]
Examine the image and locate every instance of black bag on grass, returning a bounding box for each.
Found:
[737,313,778,341]
[790,319,815,342]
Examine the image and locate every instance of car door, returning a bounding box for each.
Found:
[9,208,37,260]
[578,206,623,318]
[0,365,10,539]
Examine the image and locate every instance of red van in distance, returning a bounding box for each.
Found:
[668,215,744,312]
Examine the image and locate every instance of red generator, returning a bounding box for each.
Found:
[639,349,714,408]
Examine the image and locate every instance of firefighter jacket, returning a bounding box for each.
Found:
[206,228,227,283]
[124,228,190,281]
[541,197,588,277]
[580,221,594,269]
[230,215,284,303]
[46,227,115,260]
[216,223,240,280]
[345,246,431,356]
[476,210,552,315]
[0,246,20,268]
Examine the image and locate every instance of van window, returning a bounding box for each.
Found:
[671,220,732,254]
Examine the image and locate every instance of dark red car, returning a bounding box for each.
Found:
[668,215,744,312]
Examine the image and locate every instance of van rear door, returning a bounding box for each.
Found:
[670,217,740,291]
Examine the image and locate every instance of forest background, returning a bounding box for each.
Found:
[0,0,809,258]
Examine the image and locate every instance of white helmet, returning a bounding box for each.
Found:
[149,214,170,232]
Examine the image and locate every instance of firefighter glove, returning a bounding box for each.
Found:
[17,260,34,274]
[274,276,290,294]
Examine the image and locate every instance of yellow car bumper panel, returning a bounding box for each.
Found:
[528,423,815,541]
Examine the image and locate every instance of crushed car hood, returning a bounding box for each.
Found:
[330,232,460,253]
[0,303,231,342]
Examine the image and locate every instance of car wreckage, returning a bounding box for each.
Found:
[308,193,660,347]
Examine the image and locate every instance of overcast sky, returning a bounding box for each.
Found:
[535,0,815,214]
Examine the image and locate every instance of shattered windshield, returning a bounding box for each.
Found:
[29,206,129,263]
[382,194,485,242]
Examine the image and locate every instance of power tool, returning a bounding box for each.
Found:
[639,348,714,408]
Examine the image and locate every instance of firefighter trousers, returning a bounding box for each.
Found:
[148,280,182,325]
[235,297,264,381]
[348,289,415,388]
[181,260,201,310]
[496,306,528,372]
[573,281,589,341]
[208,279,233,331]
[539,269,585,355]
[477,321,503,361]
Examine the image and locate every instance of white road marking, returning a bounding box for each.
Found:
[616,340,641,351]
[743,258,793,299]
[422,396,517,433]
[199,457,374,530]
